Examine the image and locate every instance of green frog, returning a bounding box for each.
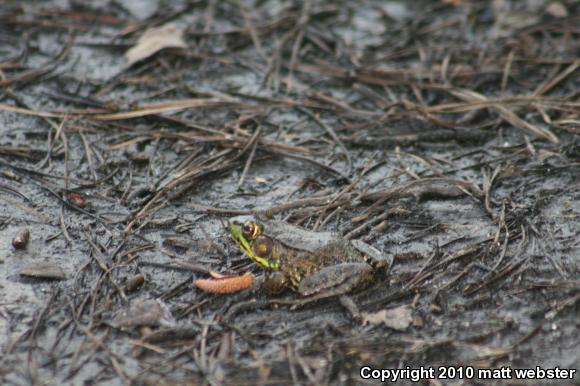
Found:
[227,216,391,297]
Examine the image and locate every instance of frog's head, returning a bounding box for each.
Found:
[227,220,279,270]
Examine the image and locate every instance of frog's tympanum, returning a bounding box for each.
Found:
[227,216,391,297]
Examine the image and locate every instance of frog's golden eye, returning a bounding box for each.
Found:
[242,221,262,240]
[252,236,273,258]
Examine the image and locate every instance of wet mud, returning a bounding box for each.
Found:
[0,1,579,385]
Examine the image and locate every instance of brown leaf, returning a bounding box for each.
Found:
[125,23,187,66]
[19,261,66,280]
[112,299,175,328]
[361,305,413,331]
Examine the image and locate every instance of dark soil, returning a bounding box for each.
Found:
[0,1,579,385]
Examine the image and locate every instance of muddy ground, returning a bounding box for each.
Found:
[0,0,579,385]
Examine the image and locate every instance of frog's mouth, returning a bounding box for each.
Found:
[227,222,279,270]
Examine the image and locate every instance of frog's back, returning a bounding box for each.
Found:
[274,238,362,289]
[262,220,337,253]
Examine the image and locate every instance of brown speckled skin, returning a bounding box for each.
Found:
[258,236,371,293]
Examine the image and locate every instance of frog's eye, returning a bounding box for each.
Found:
[252,236,273,258]
[242,221,262,240]
[242,222,256,239]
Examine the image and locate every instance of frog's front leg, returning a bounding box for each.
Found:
[297,263,374,297]
[261,270,290,294]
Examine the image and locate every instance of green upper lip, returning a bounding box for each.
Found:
[227,221,253,256]
[226,222,243,241]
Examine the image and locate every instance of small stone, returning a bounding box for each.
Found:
[125,273,146,292]
[12,228,30,249]
[68,192,86,208]
[361,305,413,331]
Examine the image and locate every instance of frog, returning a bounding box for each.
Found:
[226,216,392,298]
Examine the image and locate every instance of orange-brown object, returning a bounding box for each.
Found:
[194,272,253,294]
[68,192,86,208]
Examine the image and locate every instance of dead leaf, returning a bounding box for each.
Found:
[19,261,66,280]
[546,2,568,18]
[112,299,175,328]
[125,23,187,66]
[361,305,413,331]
